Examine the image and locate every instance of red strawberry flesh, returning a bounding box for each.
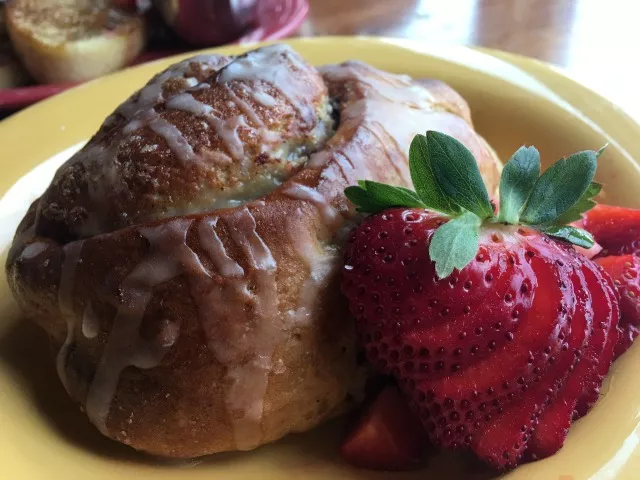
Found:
[596,254,640,358]
[527,249,594,459]
[339,386,427,471]
[581,204,640,257]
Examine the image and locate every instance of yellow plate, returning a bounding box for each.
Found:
[1,37,639,480]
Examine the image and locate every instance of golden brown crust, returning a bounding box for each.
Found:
[35,46,333,241]
[6,46,502,457]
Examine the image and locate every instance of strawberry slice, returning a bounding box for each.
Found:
[574,265,619,417]
[528,252,596,459]
[580,204,640,257]
[596,255,640,358]
[473,244,589,467]
[340,386,427,471]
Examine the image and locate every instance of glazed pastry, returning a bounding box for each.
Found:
[6,44,501,457]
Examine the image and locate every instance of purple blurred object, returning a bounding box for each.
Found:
[155,0,258,46]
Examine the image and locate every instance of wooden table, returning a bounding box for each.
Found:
[301,0,640,118]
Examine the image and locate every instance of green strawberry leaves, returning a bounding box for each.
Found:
[429,211,481,278]
[537,225,595,249]
[344,130,604,279]
[426,131,493,220]
[520,150,598,224]
[409,135,462,215]
[548,181,602,226]
[497,146,541,224]
[345,181,426,213]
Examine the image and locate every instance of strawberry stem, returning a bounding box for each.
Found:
[344,131,604,278]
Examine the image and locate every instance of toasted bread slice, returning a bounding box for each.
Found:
[0,6,29,89]
[0,36,29,88]
[5,0,146,84]
[0,5,6,37]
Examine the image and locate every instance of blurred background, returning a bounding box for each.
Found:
[1,0,637,118]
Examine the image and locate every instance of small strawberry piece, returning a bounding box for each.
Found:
[340,386,427,471]
[580,204,640,256]
[595,255,639,358]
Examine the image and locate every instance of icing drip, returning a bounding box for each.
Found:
[362,123,410,185]
[217,44,317,123]
[286,209,339,329]
[86,219,208,433]
[82,302,100,339]
[19,242,48,260]
[148,118,197,164]
[56,240,85,395]
[279,186,342,330]
[225,86,264,127]
[197,217,244,277]
[166,93,246,161]
[320,61,436,106]
[124,109,198,164]
[252,90,277,107]
[116,55,231,120]
[198,208,278,450]
[281,183,341,234]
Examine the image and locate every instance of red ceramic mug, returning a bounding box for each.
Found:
[154,0,258,46]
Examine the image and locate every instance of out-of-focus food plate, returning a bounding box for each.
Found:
[1,36,639,480]
[0,0,309,110]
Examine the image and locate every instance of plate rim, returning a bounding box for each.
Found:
[1,36,639,480]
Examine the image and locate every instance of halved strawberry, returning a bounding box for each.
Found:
[340,386,428,471]
[580,204,640,256]
[595,255,639,358]
[342,132,620,470]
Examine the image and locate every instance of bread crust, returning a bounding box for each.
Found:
[6,46,501,457]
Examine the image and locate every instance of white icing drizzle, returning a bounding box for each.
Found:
[99,55,234,168]
[166,93,246,161]
[281,183,341,233]
[362,122,410,184]
[184,77,198,87]
[82,302,100,339]
[19,242,48,260]
[320,61,436,106]
[56,240,85,395]
[148,117,197,164]
[279,188,342,331]
[224,86,264,127]
[124,108,198,164]
[252,90,277,107]
[86,219,207,434]
[197,208,278,450]
[309,62,481,187]
[285,209,338,329]
[197,217,244,277]
[117,55,231,120]
[217,44,316,123]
